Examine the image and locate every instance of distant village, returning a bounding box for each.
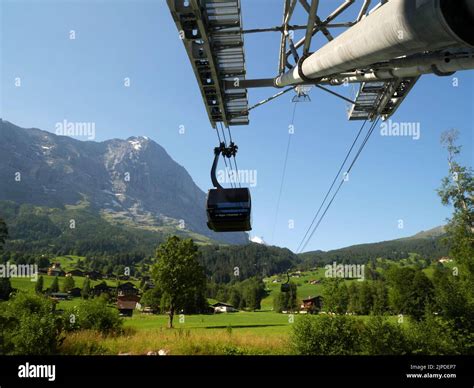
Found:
[42,263,324,316]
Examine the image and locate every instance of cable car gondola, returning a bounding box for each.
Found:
[206,143,252,232]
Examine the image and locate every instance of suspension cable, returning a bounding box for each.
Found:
[215,124,235,189]
[219,122,237,189]
[297,117,381,253]
[295,118,369,253]
[226,125,241,188]
[271,102,298,243]
[299,117,381,252]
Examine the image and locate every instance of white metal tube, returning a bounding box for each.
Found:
[325,55,474,84]
[275,0,474,87]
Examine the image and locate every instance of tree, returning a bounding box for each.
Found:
[322,278,348,314]
[81,278,91,299]
[151,236,207,328]
[432,267,474,332]
[291,315,363,355]
[358,281,374,315]
[73,296,122,335]
[387,266,433,319]
[228,287,241,309]
[241,278,266,311]
[62,276,75,293]
[410,271,434,320]
[273,282,298,313]
[0,278,12,300]
[36,256,50,269]
[371,281,388,314]
[35,276,44,294]
[438,129,474,279]
[0,217,7,251]
[140,288,162,313]
[0,292,61,355]
[436,129,474,342]
[347,282,360,314]
[50,276,59,293]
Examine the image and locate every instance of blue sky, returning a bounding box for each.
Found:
[1,0,473,252]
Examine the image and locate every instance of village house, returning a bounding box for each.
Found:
[47,263,65,277]
[117,282,140,297]
[91,282,114,297]
[117,298,139,317]
[66,269,84,277]
[300,296,323,314]
[212,302,238,313]
[85,270,103,280]
[68,287,82,298]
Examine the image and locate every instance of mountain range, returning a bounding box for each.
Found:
[0,120,248,246]
[0,120,449,271]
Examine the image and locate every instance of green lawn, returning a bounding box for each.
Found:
[10,274,139,292]
[124,311,299,336]
[51,255,82,272]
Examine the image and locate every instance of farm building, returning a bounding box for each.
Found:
[85,270,103,280]
[50,292,70,301]
[117,282,139,297]
[117,300,137,317]
[301,296,323,314]
[92,282,114,297]
[66,269,84,277]
[212,302,238,313]
[68,287,82,298]
[117,294,140,317]
[47,263,65,277]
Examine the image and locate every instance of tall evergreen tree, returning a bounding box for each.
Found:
[82,278,91,299]
[62,276,75,293]
[35,276,44,294]
[50,276,59,293]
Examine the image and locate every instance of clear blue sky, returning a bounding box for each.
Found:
[1,0,473,252]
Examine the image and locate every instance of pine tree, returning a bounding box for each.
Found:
[0,278,12,300]
[50,276,59,293]
[82,278,91,299]
[35,276,44,294]
[62,276,75,293]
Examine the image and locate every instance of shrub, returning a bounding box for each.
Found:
[0,292,62,355]
[360,316,410,355]
[407,315,459,355]
[72,296,123,335]
[291,315,363,355]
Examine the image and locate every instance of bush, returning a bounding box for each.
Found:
[360,316,410,355]
[291,315,364,355]
[407,315,459,355]
[0,292,62,355]
[72,296,123,335]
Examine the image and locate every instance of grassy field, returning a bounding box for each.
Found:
[125,311,297,336]
[59,311,405,355]
[8,258,446,355]
[10,274,134,292]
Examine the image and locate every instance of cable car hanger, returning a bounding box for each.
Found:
[206,141,252,233]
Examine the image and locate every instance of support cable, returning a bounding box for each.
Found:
[226,126,241,188]
[272,102,298,243]
[215,124,235,189]
[295,118,369,252]
[298,117,381,252]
